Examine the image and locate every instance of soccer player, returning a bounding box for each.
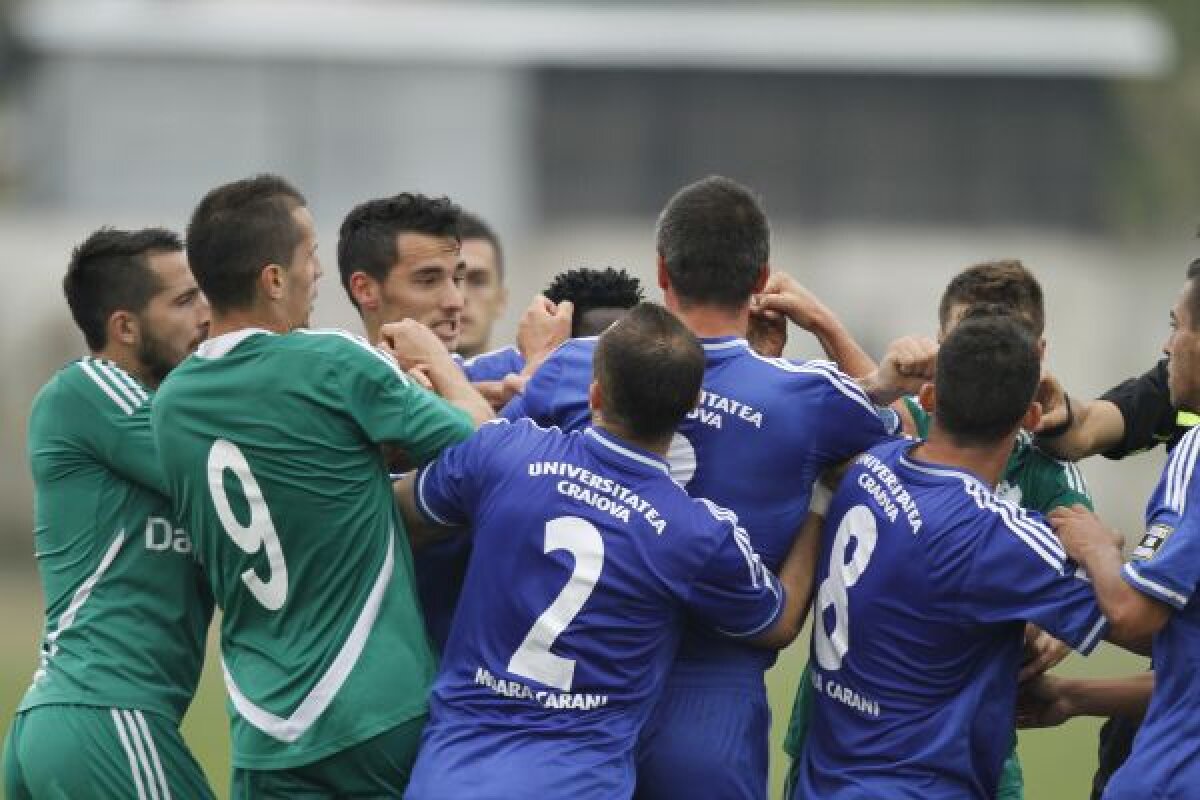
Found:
[153,175,488,797]
[501,176,908,800]
[779,260,1093,800]
[456,211,510,359]
[398,303,815,799]
[544,266,644,337]
[794,313,1121,800]
[1018,261,1200,800]
[3,228,215,799]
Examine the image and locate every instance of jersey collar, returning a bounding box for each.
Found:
[584,427,671,477]
[699,336,749,361]
[195,328,274,360]
[897,442,990,492]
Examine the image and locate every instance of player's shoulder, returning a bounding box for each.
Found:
[290,327,413,377]
[946,471,1066,572]
[42,357,151,418]
[1157,425,1200,514]
[737,350,874,403]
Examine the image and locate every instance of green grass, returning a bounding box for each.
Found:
[1,568,1146,799]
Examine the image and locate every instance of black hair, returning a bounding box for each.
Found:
[938,259,1045,336]
[935,314,1041,447]
[186,174,306,312]
[337,193,463,308]
[458,211,504,281]
[655,176,769,310]
[544,267,644,337]
[63,227,183,350]
[593,302,704,441]
[1185,258,1200,327]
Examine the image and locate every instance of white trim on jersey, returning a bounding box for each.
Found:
[743,348,879,417]
[34,531,127,683]
[585,428,670,476]
[700,337,747,351]
[1123,562,1188,609]
[112,709,150,800]
[132,710,173,800]
[1166,426,1200,514]
[222,532,396,743]
[415,466,458,527]
[296,328,411,385]
[900,456,1068,572]
[80,360,134,415]
[1077,614,1108,655]
[92,359,148,408]
[121,709,162,800]
[462,345,521,367]
[108,363,150,404]
[194,328,272,359]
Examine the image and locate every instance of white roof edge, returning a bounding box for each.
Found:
[16,1,1174,78]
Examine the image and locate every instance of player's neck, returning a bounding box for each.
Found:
[93,346,158,390]
[667,300,750,340]
[594,421,671,459]
[912,427,1016,489]
[209,307,290,339]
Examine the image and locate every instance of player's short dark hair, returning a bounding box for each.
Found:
[337,193,463,308]
[544,267,645,337]
[458,211,504,281]
[63,227,183,350]
[655,176,769,310]
[936,313,1040,447]
[594,302,703,441]
[1185,257,1200,328]
[186,174,306,312]
[938,259,1045,336]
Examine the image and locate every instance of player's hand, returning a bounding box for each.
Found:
[1019,624,1071,682]
[752,272,830,333]
[378,319,451,371]
[1048,505,1124,563]
[859,336,938,404]
[1033,371,1069,433]
[1015,674,1075,728]
[473,373,528,410]
[518,295,573,373]
[407,365,435,391]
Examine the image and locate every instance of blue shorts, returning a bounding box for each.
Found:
[635,674,769,800]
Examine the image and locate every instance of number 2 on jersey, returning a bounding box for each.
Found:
[508,516,604,692]
[207,439,289,611]
[814,504,878,671]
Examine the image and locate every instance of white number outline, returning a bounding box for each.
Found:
[507,516,604,691]
[814,504,878,671]
[207,438,289,611]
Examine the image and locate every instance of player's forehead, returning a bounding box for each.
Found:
[460,237,499,274]
[392,232,462,274]
[1175,281,1198,325]
[145,249,197,296]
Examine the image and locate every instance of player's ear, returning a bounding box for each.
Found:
[751,264,769,294]
[587,379,604,418]
[656,254,669,291]
[260,263,286,301]
[917,382,936,414]
[108,309,139,347]
[1022,400,1043,433]
[349,271,379,313]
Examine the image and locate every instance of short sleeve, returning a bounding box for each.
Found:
[959,507,1106,654]
[461,347,525,382]
[1101,360,1179,459]
[501,346,563,426]
[805,362,891,465]
[334,335,474,465]
[683,505,785,639]
[1123,431,1200,609]
[413,420,514,528]
[58,363,167,495]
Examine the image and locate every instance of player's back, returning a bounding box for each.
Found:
[798,438,1105,800]
[20,358,212,722]
[406,419,782,800]
[154,328,467,770]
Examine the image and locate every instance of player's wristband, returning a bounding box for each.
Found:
[1038,393,1074,439]
[809,482,833,516]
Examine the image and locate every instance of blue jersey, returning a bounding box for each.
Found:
[454,346,524,382]
[405,419,783,800]
[503,335,890,673]
[1106,427,1200,799]
[796,439,1106,800]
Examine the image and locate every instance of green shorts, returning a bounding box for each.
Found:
[231,714,426,799]
[4,704,214,800]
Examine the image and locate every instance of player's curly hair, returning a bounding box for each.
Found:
[337,193,463,308]
[544,267,644,337]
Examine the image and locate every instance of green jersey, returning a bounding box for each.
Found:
[20,358,212,723]
[153,328,474,770]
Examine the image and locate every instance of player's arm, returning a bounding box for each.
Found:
[751,272,876,376]
[393,473,458,550]
[380,320,493,427]
[753,506,827,649]
[1050,505,1172,655]
[855,335,939,407]
[1018,672,1153,728]
[517,295,573,377]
